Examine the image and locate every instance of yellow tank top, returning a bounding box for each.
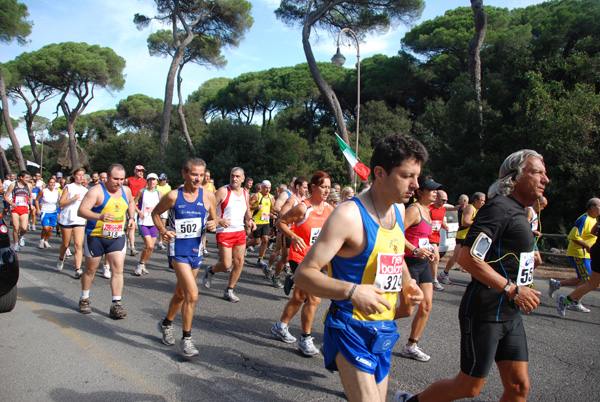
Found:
[457,204,478,240]
[252,193,273,224]
[85,184,130,239]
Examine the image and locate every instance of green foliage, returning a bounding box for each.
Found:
[89,131,159,175]
[0,0,32,45]
[116,94,163,131]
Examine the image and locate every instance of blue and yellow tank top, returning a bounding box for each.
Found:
[329,198,405,321]
[167,187,207,257]
[457,204,478,240]
[252,193,273,224]
[85,183,129,238]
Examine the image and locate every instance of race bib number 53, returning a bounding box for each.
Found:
[516,251,535,286]
[373,253,404,292]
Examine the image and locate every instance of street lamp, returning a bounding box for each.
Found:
[332,28,361,192]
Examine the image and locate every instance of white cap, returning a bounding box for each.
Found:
[261,180,271,186]
[146,173,158,180]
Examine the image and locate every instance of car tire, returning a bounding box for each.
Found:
[0,285,17,313]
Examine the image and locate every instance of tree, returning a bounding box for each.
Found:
[116,94,163,133]
[28,42,125,169]
[134,0,253,155]
[0,0,33,172]
[468,0,487,129]
[275,0,424,181]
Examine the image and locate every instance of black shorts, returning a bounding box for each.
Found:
[460,314,528,378]
[289,260,299,274]
[405,256,432,285]
[253,223,270,238]
[590,243,600,274]
[282,235,293,249]
[84,235,127,257]
[456,238,466,246]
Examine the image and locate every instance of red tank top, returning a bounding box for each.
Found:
[288,199,332,263]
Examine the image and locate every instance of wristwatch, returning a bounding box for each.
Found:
[412,248,419,256]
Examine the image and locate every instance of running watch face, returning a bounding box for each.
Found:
[470,232,492,261]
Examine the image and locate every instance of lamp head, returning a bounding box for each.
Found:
[331,47,346,66]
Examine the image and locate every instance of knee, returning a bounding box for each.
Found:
[507,377,530,398]
[306,295,321,308]
[222,259,233,270]
[184,292,198,305]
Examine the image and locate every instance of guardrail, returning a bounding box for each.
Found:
[539,233,568,259]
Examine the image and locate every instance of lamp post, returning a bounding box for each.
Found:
[332,28,360,193]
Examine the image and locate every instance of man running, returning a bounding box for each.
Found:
[156,173,172,250]
[246,180,275,268]
[203,167,256,302]
[294,133,425,401]
[4,170,33,251]
[429,189,449,291]
[2,172,16,217]
[77,164,136,318]
[396,149,548,402]
[125,165,147,256]
[153,158,217,357]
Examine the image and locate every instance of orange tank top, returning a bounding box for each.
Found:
[288,199,332,263]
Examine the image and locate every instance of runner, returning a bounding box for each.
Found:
[429,189,449,291]
[246,180,275,268]
[153,157,218,357]
[293,133,425,401]
[29,172,44,231]
[200,169,216,256]
[125,165,147,256]
[4,170,33,251]
[399,176,441,363]
[202,167,256,302]
[395,149,548,402]
[35,177,59,249]
[2,172,16,217]
[133,173,162,276]
[156,173,171,250]
[270,171,334,356]
[78,163,136,318]
[341,186,355,201]
[526,196,547,267]
[56,168,88,277]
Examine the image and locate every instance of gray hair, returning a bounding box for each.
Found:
[488,150,543,198]
[587,198,600,210]
[230,167,244,176]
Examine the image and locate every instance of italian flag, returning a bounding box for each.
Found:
[335,134,371,181]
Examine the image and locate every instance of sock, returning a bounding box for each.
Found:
[301,333,311,339]
[277,320,287,330]
[182,330,191,339]
[208,267,214,275]
[162,318,173,327]
[226,287,233,291]
[564,296,573,305]
[81,290,90,299]
[112,296,122,304]
[408,395,419,402]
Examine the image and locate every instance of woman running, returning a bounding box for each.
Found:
[271,171,333,356]
[57,168,88,277]
[133,173,162,276]
[35,177,59,249]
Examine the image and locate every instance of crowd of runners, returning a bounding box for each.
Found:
[1,132,597,402]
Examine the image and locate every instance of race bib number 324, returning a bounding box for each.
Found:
[373,253,404,292]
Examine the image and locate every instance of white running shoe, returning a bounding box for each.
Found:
[432,280,445,291]
[31,224,36,231]
[39,239,45,249]
[12,244,20,252]
[223,289,240,303]
[556,295,567,317]
[44,241,51,248]
[56,259,64,271]
[400,344,430,362]
[298,335,320,356]
[103,264,112,279]
[19,236,25,247]
[134,263,145,276]
[157,242,166,250]
[270,323,297,343]
[65,248,72,258]
[438,272,452,285]
[548,278,560,298]
[179,337,199,357]
[567,301,591,313]
[74,268,83,279]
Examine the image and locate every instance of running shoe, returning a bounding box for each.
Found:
[38,239,45,249]
[19,236,25,247]
[548,278,560,298]
[157,242,166,250]
[74,269,83,279]
[11,244,20,252]
[438,272,452,285]
[283,262,292,276]
[556,295,567,317]
[203,266,214,289]
[393,390,414,402]
[223,289,240,303]
[179,337,199,357]
[129,247,139,256]
[400,344,430,362]
[298,335,320,356]
[44,241,51,248]
[271,276,284,289]
[109,302,127,319]
[103,264,112,279]
[262,264,273,279]
[31,224,36,231]
[247,246,255,252]
[65,248,72,258]
[270,323,297,343]
[284,275,294,296]
[257,258,268,269]
[567,301,591,313]
[56,259,64,271]
[157,319,175,346]
[79,298,91,314]
[203,249,211,256]
[432,280,445,291]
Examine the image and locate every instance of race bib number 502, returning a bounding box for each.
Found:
[373,253,404,292]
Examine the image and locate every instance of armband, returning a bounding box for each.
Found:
[512,285,520,301]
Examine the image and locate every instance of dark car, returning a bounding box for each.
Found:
[0,215,18,313]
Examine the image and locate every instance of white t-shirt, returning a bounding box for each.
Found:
[39,188,59,214]
[58,183,88,226]
[137,189,160,227]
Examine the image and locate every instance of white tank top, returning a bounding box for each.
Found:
[40,188,59,213]
[137,189,160,226]
[59,183,88,226]
[216,186,248,234]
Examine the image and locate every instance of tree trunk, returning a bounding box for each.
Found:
[177,63,196,154]
[468,0,487,131]
[0,146,10,176]
[25,116,41,164]
[0,68,26,171]
[302,4,355,183]
[66,119,79,170]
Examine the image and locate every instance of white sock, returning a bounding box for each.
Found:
[277,320,287,330]
[81,290,90,299]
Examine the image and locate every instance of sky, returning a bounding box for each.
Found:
[1,0,546,149]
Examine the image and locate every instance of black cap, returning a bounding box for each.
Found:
[422,179,443,190]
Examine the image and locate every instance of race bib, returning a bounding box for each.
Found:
[531,220,538,231]
[175,217,203,239]
[418,238,433,252]
[15,196,27,206]
[373,253,404,292]
[102,222,124,238]
[431,220,442,232]
[261,212,270,222]
[309,227,322,245]
[144,206,154,214]
[516,251,535,286]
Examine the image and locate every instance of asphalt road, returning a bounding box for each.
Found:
[1,231,598,401]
